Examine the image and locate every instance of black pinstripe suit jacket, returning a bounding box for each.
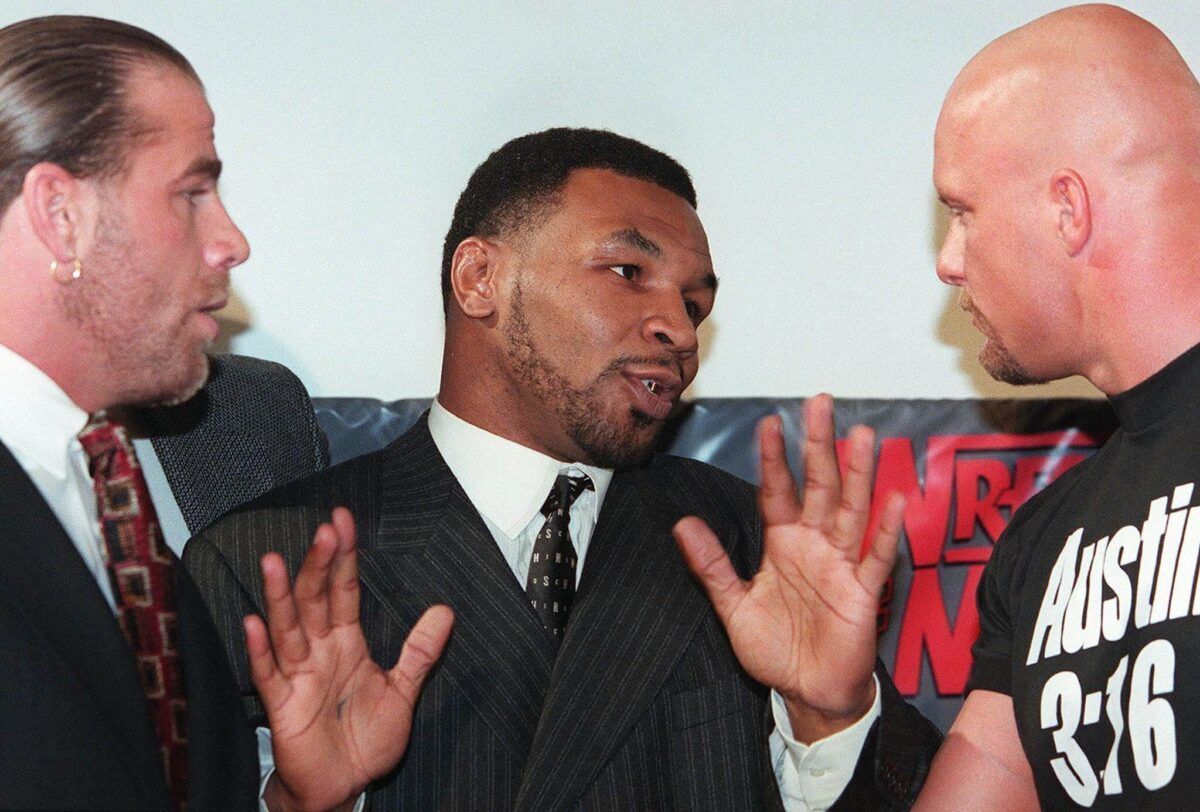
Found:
[186,417,937,810]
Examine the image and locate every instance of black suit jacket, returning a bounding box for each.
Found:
[0,353,328,810]
[0,441,257,810]
[187,418,939,810]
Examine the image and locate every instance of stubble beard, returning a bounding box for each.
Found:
[969,304,1043,386]
[57,206,210,409]
[502,278,662,469]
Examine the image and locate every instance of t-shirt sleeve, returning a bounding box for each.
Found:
[966,523,1021,696]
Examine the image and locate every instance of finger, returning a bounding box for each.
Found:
[798,394,841,530]
[830,424,877,551]
[857,491,906,594]
[244,614,290,711]
[327,507,362,628]
[291,521,340,636]
[673,516,751,627]
[758,415,801,527]
[387,604,455,705]
[330,506,357,554]
[260,551,311,667]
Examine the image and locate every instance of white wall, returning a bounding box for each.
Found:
[5,1,1195,400]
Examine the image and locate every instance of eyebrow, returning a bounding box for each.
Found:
[604,227,720,292]
[606,227,662,258]
[179,157,223,183]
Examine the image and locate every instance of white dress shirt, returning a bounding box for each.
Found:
[428,401,613,584]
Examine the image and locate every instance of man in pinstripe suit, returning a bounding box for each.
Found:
[187,128,939,809]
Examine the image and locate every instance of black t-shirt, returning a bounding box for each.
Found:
[969,342,1200,808]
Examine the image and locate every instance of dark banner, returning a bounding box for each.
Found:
[316,396,1119,732]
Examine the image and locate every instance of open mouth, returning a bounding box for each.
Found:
[621,370,682,421]
[639,378,664,397]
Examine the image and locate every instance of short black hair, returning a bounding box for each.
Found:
[440,127,697,312]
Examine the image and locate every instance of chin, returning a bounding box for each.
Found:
[979,345,1045,387]
[128,352,211,408]
[569,407,666,469]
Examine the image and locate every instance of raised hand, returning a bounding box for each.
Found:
[245,507,454,811]
[673,394,904,742]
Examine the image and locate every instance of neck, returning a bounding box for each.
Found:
[1077,252,1200,394]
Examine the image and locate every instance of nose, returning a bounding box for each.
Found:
[641,291,699,359]
[204,198,251,272]
[936,217,964,286]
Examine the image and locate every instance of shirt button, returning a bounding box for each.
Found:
[809,769,826,777]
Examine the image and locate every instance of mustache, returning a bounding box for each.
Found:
[602,354,684,379]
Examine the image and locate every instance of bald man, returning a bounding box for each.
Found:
[681,3,1200,809]
[919,4,1200,808]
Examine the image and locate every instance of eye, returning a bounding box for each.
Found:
[182,184,215,205]
[608,264,640,281]
[946,203,971,222]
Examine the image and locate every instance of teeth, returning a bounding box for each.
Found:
[641,379,661,396]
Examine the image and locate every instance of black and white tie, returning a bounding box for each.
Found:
[526,473,593,640]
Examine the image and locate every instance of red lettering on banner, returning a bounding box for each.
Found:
[837,430,1104,698]
[894,565,984,695]
[953,459,1010,546]
[845,437,952,568]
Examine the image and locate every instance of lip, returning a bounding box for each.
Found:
[620,367,683,421]
[194,298,227,343]
[194,311,220,343]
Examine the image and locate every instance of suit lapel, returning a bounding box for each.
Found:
[355,422,557,763]
[0,442,164,803]
[515,469,713,809]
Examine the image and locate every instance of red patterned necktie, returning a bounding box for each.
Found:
[78,415,187,810]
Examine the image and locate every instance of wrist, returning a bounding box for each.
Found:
[780,677,876,744]
[262,773,301,812]
[263,773,359,812]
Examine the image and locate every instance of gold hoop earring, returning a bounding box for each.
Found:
[50,258,82,284]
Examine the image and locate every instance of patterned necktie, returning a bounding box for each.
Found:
[78,415,187,810]
[526,473,594,641]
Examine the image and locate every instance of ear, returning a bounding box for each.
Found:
[1051,168,1091,256]
[448,236,503,320]
[21,162,87,263]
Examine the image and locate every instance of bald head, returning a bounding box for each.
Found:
[945,4,1200,178]
[934,4,1200,394]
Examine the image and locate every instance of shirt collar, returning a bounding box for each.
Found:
[0,343,90,480]
[428,399,613,538]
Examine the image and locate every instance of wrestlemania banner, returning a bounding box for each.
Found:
[316,396,1120,732]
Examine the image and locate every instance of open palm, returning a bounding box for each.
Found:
[245,507,454,811]
[674,395,904,739]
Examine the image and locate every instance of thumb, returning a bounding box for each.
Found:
[387,604,455,703]
[673,516,750,628]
